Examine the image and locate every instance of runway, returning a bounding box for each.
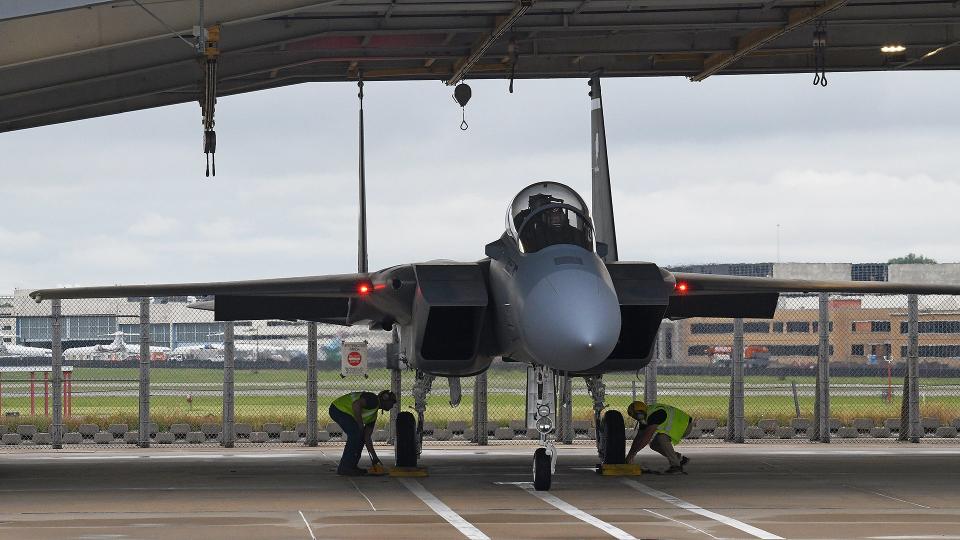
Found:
[1,444,958,539]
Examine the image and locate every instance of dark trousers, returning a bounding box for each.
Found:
[330,404,363,472]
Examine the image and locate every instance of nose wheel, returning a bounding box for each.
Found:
[531,365,559,491]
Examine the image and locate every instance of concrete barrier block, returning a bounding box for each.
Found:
[508,420,526,433]
[776,426,795,439]
[462,428,474,441]
[17,425,37,439]
[200,423,220,438]
[94,432,114,444]
[837,427,859,438]
[952,418,960,430]
[78,424,100,438]
[790,418,811,433]
[373,429,389,442]
[587,428,597,440]
[250,431,269,443]
[325,423,343,438]
[235,423,252,439]
[170,423,191,438]
[185,431,203,444]
[33,432,51,445]
[935,426,958,438]
[685,427,701,440]
[146,422,159,437]
[745,426,764,439]
[884,418,902,432]
[871,427,892,438]
[524,428,539,440]
[317,430,330,443]
[262,423,283,438]
[922,417,941,433]
[695,418,718,431]
[296,423,307,437]
[494,427,514,440]
[0,425,6,435]
[757,419,779,433]
[124,431,139,444]
[828,418,842,433]
[448,421,467,434]
[107,424,128,438]
[2,433,21,445]
[63,432,82,445]
[156,432,175,444]
[853,418,875,433]
[279,431,299,443]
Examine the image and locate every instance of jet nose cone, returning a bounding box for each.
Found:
[520,268,621,372]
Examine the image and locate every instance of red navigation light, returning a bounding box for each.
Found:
[676,282,689,294]
[357,283,371,295]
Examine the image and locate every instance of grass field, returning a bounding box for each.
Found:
[2,367,959,431]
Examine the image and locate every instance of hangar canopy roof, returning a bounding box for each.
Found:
[2,0,959,133]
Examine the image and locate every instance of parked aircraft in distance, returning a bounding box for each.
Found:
[0,335,52,357]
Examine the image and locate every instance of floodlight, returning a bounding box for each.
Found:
[881,45,906,53]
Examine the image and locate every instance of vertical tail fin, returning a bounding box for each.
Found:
[589,75,618,262]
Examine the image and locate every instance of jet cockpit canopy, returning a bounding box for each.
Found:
[507,182,594,253]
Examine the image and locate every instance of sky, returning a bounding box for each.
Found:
[2,70,959,292]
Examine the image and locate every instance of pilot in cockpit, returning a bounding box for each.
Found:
[514,193,589,253]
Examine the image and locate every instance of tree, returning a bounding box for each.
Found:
[888,253,937,265]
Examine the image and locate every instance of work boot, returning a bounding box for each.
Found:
[679,454,690,468]
[664,465,684,475]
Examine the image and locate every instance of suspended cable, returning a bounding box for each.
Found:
[131,0,197,50]
[200,25,220,177]
[357,71,369,273]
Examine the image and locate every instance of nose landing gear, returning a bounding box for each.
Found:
[531,365,558,491]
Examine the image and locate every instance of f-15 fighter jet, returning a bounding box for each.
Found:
[30,78,960,490]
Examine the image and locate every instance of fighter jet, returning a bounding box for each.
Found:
[29,77,960,490]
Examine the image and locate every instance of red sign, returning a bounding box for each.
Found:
[347,351,362,367]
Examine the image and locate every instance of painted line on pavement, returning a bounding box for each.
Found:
[643,508,721,540]
[298,510,317,540]
[842,484,931,509]
[498,482,636,540]
[622,479,783,540]
[399,478,490,540]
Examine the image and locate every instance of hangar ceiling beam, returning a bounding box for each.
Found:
[446,1,535,85]
[689,0,848,82]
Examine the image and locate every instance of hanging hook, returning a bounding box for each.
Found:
[453,82,471,131]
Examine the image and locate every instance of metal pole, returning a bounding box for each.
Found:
[50,299,63,449]
[306,322,318,447]
[817,293,831,443]
[907,294,921,442]
[731,318,745,443]
[222,321,235,448]
[645,327,662,404]
[556,373,573,444]
[138,298,151,448]
[474,370,488,445]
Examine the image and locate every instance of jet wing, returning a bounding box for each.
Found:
[29,274,374,323]
[29,274,370,302]
[665,272,960,320]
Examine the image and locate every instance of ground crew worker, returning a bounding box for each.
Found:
[625,400,693,474]
[329,390,397,476]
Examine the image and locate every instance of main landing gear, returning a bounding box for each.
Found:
[585,375,626,465]
[531,365,558,491]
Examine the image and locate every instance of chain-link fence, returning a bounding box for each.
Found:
[3,292,960,448]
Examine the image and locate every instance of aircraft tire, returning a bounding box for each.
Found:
[533,447,551,491]
[395,411,418,468]
[602,410,626,464]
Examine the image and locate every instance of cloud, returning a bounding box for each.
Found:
[127,213,180,237]
[1,72,959,292]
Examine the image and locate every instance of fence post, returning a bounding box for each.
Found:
[222,321,235,448]
[817,293,831,443]
[728,318,745,442]
[306,322,318,447]
[474,370,488,445]
[907,294,921,442]
[138,298,151,448]
[645,328,662,404]
[557,374,573,444]
[50,299,63,449]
